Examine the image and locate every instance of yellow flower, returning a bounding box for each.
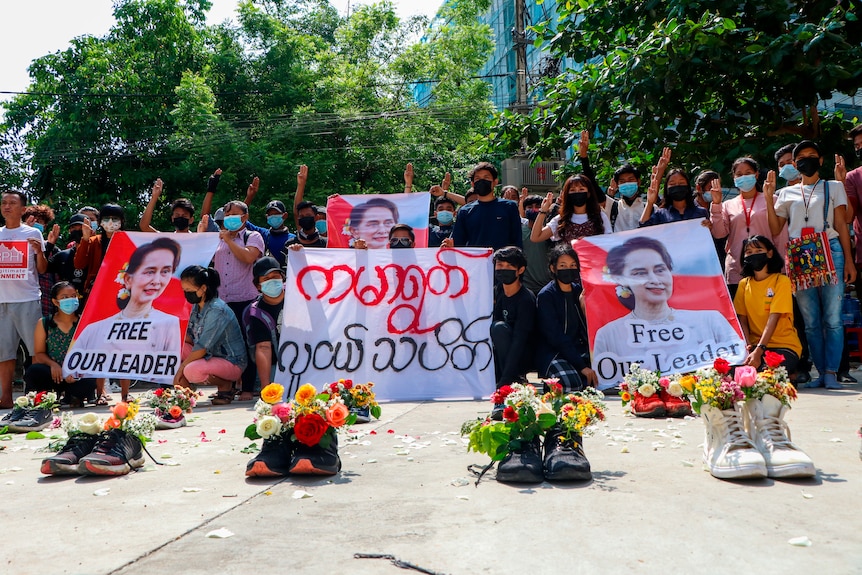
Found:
[126,402,139,419]
[261,383,285,405]
[295,383,317,405]
[678,375,696,393]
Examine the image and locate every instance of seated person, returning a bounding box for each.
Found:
[535,244,597,391]
[520,194,552,293]
[389,223,415,249]
[243,257,285,390]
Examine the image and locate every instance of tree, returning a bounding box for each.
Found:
[488,0,862,180]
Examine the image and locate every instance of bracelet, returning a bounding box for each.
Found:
[539,210,549,215]
[755,343,766,350]
[443,191,448,199]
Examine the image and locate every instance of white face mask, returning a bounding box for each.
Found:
[100,218,121,233]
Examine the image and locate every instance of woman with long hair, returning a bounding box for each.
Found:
[530,174,610,244]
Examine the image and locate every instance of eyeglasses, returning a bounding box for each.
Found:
[389,237,412,248]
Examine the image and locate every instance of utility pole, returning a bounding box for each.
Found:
[513,0,529,114]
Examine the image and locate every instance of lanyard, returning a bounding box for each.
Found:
[740,193,757,235]
[801,180,821,224]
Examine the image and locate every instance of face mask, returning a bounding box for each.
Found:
[495,269,518,285]
[618,182,639,198]
[743,253,769,272]
[778,164,800,182]
[101,218,121,233]
[389,237,412,249]
[69,230,83,244]
[90,220,99,231]
[298,215,316,231]
[436,211,454,225]
[702,192,712,203]
[32,222,44,233]
[260,278,284,298]
[856,148,862,161]
[473,179,494,197]
[184,290,202,304]
[666,185,690,203]
[795,157,820,178]
[555,268,580,284]
[315,220,327,235]
[524,209,539,221]
[569,192,588,207]
[267,215,285,229]
[734,174,757,192]
[172,217,190,231]
[223,215,243,231]
[57,298,80,314]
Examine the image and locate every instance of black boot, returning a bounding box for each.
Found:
[289,433,342,476]
[496,437,543,483]
[543,427,591,482]
[246,433,294,477]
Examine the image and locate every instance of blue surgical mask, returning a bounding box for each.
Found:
[90,220,99,231]
[734,174,758,192]
[618,182,639,198]
[315,220,327,235]
[702,192,712,203]
[436,211,454,225]
[778,164,800,182]
[32,222,44,233]
[260,278,284,298]
[267,215,284,228]
[57,298,80,314]
[223,215,243,231]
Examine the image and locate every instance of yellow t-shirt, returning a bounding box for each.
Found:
[733,273,801,356]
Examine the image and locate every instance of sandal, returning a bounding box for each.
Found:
[96,394,109,406]
[211,391,233,406]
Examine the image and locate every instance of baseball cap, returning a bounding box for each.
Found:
[68,214,87,226]
[253,256,282,279]
[265,200,286,214]
[213,207,225,222]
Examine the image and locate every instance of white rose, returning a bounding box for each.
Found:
[535,401,555,417]
[15,396,30,408]
[256,415,282,439]
[45,391,58,404]
[77,413,102,435]
[667,382,684,398]
[638,383,656,397]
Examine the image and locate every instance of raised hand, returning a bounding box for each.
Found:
[710,178,723,204]
[404,163,414,189]
[47,224,60,245]
[762,170,777,202]
[152,178,163,199]
[835,154,846,182]
[197,214,210,233]
[297,164,308,188]
[578,130,589,157]
[519,187,528,204]
[81,217,93,240]
[607,178,618,198]
[646,166,661,206]
[441,172,451,191]
[540,192,554,213]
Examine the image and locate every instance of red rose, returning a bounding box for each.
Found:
[503,406,519,423]
[498,385,514,399]
[154,388,164,397]
[34,391,47,405]
[490,391,503,404]
[713,358,731,375]
[293,413,330,447]
[763,350,785,369]
[343,379,353,390]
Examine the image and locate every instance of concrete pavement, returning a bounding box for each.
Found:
[1,382,860,575]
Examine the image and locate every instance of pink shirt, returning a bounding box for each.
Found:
[710,193,788,285]
[846,167,862,263]
[212,228,265,303]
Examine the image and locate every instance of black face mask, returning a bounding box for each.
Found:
[569,192,588,207]
[474,179,494,197]
[856,148,862,161]
[555,268,580,284]
[184,290,202,304]
[494,269,518,285]
[525,209,539,221]
[172,217,190,231]
[298,216,316,231]
[744,253,769,272]
[68,230,83,244]
[666,185,690,203]
[795,157,820,178]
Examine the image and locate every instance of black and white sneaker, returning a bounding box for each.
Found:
[0,407,27,429]
[246,434,294,477]
[7,408,53,433]
[78,429,145,476]
[41,433,101,475]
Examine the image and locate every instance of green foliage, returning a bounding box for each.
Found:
[244,423,261,440]
[488,0,862,183]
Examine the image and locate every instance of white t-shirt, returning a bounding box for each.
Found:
[774,180,847,240]
[547,211,612,241]
[608,197,645,232]
[0,224,45,302]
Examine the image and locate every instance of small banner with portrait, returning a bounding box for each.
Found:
[325,192,431,249]
[275,247,494,401]
[63,232,220,383]
[575,219,746,390]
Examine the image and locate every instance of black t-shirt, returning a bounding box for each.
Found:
[247,299,284,358]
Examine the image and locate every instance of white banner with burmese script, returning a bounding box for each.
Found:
[574,219,746,390]
[276,247,494,401]
[63,232,220,383]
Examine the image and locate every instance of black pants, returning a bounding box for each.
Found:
[24,364,96,403]
[227,300,257,394]
[491,321,531,387]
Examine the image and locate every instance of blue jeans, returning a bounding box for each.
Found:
[795,237,845,374]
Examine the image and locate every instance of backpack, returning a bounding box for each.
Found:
[241,296,280,353]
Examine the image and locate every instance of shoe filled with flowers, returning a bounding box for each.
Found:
[145,386,203,430]
[0,391,60,433]
[620,363,692,418]
[540,379,606,481]
[245,382,354,477]
[325,379,381,424]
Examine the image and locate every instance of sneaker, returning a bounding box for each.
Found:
[155,415,187,430]
[743,395,815,478]
[543,427,591,482]
[351,407,371,424]
[659,390,693,418]
[490,403,505,421]
[107,382,122,394]
[630,392,666,418]
[78,428,145,476]
[0,407,27,428]
[41,433,100,475]
[700,403,767,479]
[792,371,812,385]
[289,435,341,475]
[496,437,544,483]
[838,372,857,383]
[7,408,53,433]
[246,434,294,477]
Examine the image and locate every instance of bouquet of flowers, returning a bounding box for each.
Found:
[541,379,607,446]
[461,383,557,461]
[325,379,382,421]
[145,386,202,428]
[683,358,742,414]
[104,399,158,443]
[245,382,355,448]
[737,352,797,406]
[15,390,60,412]
[619,364,689,410]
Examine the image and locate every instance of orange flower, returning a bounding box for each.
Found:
[325,403,349,427]
[260,383,285,405]
[169,405,183,419]
[620,391,631,402]
[104,416,121,430]
[295,383,317,405]
[112,402,129,420]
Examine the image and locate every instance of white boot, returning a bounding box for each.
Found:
[743,395,815,478]
[700,403,767,479]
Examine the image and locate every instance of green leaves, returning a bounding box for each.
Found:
[244,423,261,441]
